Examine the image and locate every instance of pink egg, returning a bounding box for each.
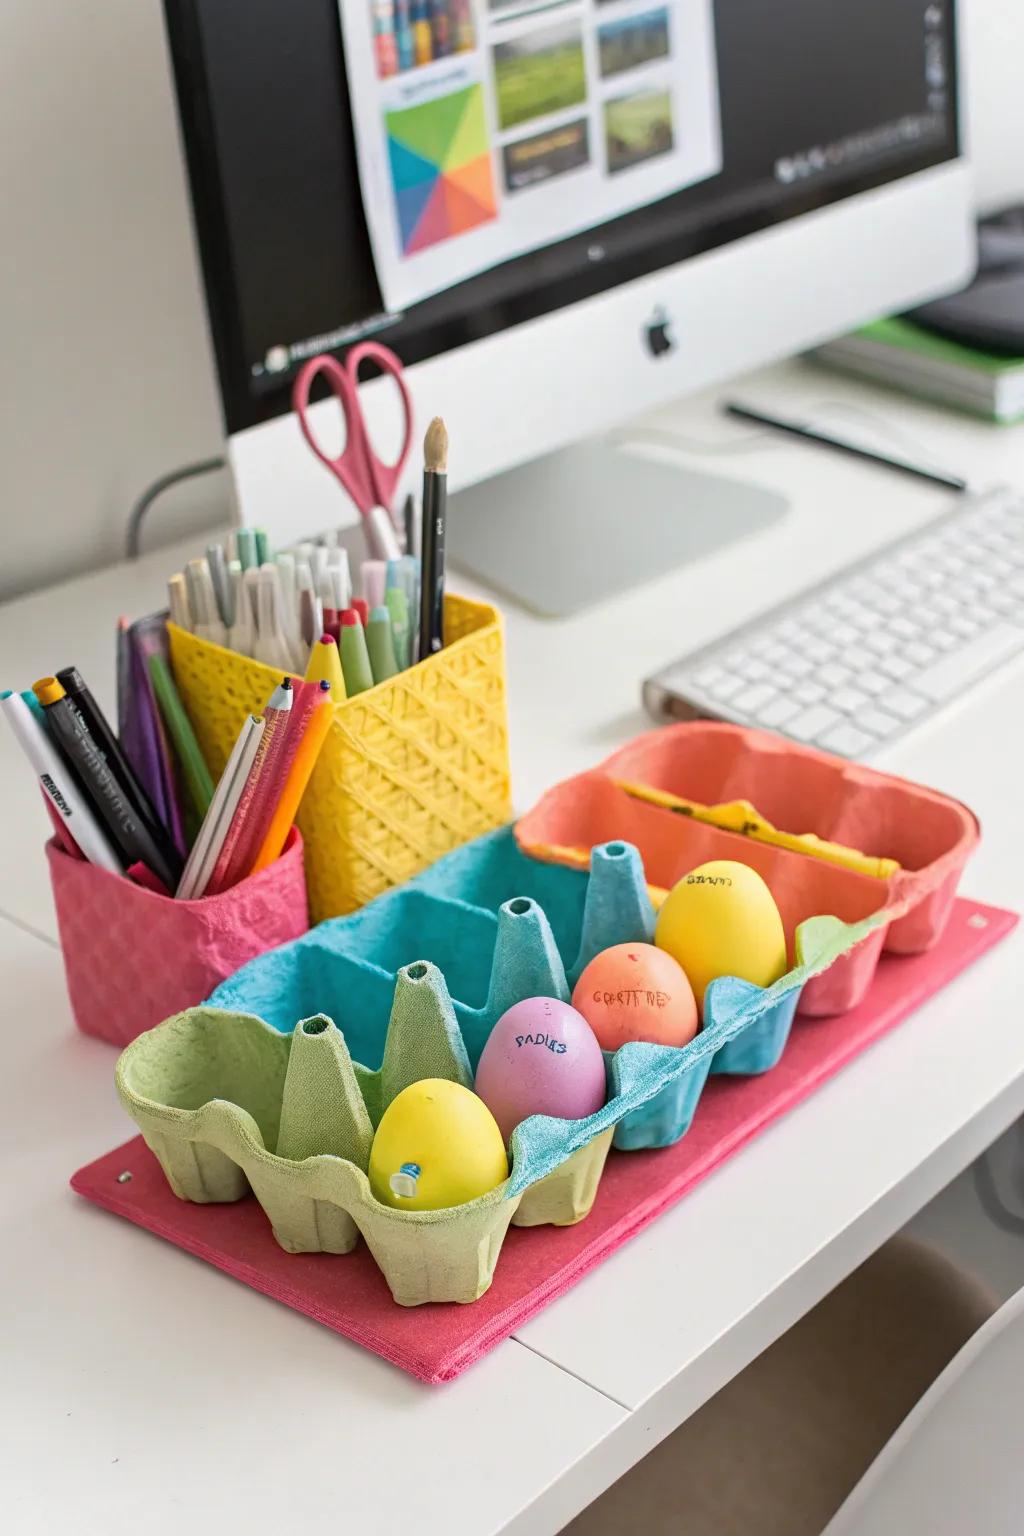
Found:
[475,997,607,1143]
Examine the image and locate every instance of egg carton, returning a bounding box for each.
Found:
[119,831,881,1303]
[517,721,980,1016]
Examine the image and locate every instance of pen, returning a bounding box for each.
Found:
[418,417,448,658]
[33,676,174,879]
[206,542,233,627]
[386,586,412,671]
[0,691,122,873]
[168,573,192,631]
[55,664,183,885]
[722,401,968,492]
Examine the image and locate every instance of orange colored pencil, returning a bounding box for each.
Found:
[250,685,334,873]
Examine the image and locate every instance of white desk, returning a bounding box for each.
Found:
[1,359,1023,1534]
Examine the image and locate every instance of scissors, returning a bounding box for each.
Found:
[293,342,413,561]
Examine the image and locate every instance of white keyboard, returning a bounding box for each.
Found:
[643,486,1024,757]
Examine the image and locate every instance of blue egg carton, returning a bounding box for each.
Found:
[209,826,880,1162]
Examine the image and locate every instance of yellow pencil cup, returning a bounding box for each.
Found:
[167,594,512,921]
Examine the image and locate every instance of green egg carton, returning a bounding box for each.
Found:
[116,961,615,1306]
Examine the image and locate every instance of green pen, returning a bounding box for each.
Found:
[147,653,215,819]
[254,527,270,566]
[339,609,374,695]
[367,605,399,684]
[385,587,411,671]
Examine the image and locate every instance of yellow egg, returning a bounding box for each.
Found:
[369,1078,509,1211]
[654,859,788,1013]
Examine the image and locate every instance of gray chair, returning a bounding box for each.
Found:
[564,1236,999,1536]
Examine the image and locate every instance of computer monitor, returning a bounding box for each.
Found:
[165,0,972,613]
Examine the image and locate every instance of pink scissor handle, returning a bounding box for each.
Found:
[292,345,413,516]
[345,341,415,511]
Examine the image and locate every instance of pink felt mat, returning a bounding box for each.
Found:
[72,897,1017,1384]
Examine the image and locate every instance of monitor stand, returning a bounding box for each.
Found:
[446,439,789,618]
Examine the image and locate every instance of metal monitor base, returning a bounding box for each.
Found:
[446,440,790,617]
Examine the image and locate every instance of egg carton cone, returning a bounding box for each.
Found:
[117,961,619,1304]
[167,593,512,924]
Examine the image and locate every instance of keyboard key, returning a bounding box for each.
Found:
[732,682,778,714]
[890,616,919,640]
[950,614,981,639]
[858,670,890,696]
[692,664,726,687]
[880,655,912,682]
[708,674,744,703]
[741,659,771,682]
[859,706,903,737]
[880,688,930,722]
[779,655,814,680]
[912,624,1024,702]
[793,680,826,705]
[817,723,876,758]
[755,695,800,728]
[818,662,851,687]
[864,631,897,656]
[829,686,870,713]
[786,704,842,742]
[904,641,936,666]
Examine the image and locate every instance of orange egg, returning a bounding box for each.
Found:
[571,943,698,1051]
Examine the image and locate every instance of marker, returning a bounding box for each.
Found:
[274,551,302,664]
[304,633,347,700]
[299,585,324,653]
[227,563,255,656]
[385,586,412,671]
[402,492,418,557]
[147,654,215,821]
[186,558,227,648]
[418,417,448,657]
[236,527,258,571]
[167,573,192,632]
[361,559,387,611]
[253,564,298,672]
[367,605,400,683]
[254,527,270,566]
[206,542,233,627]
[318,566,340,641]
[339,610,374,695]
[251,682,334,873]
[0,691,121,873]
[327,546,352,610]
[55,665,183,885]
[351,597,369,627]
[32,677,175,880]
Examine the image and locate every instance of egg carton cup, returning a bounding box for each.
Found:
[167,592,511,924]
[516,721,979,1017]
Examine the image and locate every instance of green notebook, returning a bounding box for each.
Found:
[815,316,1024,424]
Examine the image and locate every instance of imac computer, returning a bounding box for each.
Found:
[164,0,972,615]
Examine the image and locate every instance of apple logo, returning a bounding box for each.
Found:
[644,306,675,359]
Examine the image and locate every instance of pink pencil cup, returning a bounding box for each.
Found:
[47,827,309,1048]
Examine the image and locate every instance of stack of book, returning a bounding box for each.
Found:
[813,316,1024,425]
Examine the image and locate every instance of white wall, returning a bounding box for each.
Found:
[1,2,226,602]
[1,2,1021,602]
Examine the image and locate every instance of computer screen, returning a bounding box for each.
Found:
[166,0,959,435]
